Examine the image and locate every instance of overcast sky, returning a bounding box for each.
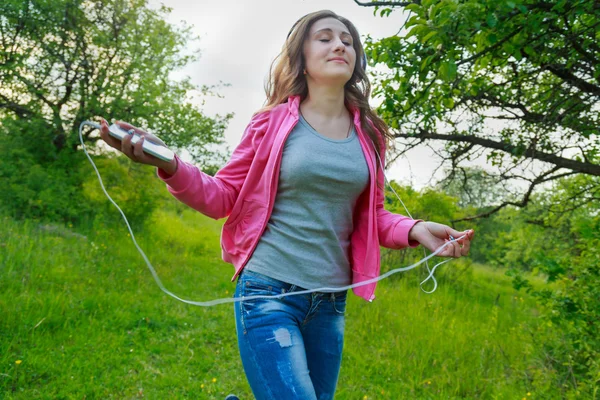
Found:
[151,0,442,188]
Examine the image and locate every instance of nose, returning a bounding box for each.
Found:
[332,37,345,52]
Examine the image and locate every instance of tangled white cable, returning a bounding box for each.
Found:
[79,121,464,306]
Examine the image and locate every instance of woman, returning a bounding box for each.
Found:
[100,10,474,400]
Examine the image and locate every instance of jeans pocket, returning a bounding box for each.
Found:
[330,291,347,315]
[241,270,287,295]
[238,273,288,335]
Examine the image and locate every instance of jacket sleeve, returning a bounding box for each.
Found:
[156,111,270,220]
[370,123,422,249]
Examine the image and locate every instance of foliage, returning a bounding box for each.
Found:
[0,0,232,224]
[363,0,600,215]
[501,175,600,398]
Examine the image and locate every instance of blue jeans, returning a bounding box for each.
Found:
[234,269,348,400]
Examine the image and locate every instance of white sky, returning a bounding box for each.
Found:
[153,0,444,188]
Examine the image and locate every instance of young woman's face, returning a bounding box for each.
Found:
[302,17,357,86]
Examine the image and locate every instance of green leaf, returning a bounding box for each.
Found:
[512,47,523,61]
[429,2,444,20]
[523,45,535,56]
[371,47,379,61]
[502,42,514,55]
[439,59,457,81]
[405,3,421,13]
[487,13,497,28]
[443,97,455,108]
[405,25,428,39]
[422,30,438,44]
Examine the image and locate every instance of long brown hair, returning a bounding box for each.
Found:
[255,10,394,173]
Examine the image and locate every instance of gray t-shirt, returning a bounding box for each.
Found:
[244,114,370,289]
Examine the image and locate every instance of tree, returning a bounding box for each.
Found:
[436,166,507,210]
[354,2,600,394]
[0,0,232,222]
[494,175,600,397]
[356,0,599,220]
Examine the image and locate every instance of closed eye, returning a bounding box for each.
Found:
[319,39,352,46]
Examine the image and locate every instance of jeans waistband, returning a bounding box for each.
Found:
[240,269,347,297]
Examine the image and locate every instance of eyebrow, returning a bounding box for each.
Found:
[313,28,352,38]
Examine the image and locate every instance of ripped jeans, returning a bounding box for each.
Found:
[234,269,348,400]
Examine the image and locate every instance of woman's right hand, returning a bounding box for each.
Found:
[99,118,178,175]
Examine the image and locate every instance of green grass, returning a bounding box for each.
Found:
[0,210,558,399]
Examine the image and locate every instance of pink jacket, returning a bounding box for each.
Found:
[157,95,420,301]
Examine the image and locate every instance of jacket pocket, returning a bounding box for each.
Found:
[223,199,266,254]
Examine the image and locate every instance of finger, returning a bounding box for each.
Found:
[452,239,461,258]
[121,131,136,160]
[132,136,156,164]
[133,136,146,160]
[442,239,459,258]
[133,135,162,165]
[449,229,467,241]
[100,119,121,150]
[445,236,460,258]
[461,239,471,256]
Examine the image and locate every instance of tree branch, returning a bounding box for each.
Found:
[541,63,600,97]
[353,0,419,6]
[0,94,35,118]
[396,129,600,176]
[451,166,562,222]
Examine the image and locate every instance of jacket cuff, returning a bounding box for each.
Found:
[156,154,191,193]
[393,219,423,248]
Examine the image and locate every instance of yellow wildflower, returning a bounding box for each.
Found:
[15,360,22,365]
[212,377,217,383]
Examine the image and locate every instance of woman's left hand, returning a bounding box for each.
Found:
[408,221,475,258]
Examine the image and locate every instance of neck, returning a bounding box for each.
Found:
[300,85,347,119]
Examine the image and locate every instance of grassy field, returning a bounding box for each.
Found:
[0,209,557,399]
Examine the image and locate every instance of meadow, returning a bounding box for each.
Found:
[1,208,556,399]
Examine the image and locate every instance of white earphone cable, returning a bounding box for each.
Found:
[79,121,463,306]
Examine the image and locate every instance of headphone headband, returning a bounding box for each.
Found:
[286,15,367,71]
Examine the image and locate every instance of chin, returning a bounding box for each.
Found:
[318,71,352,81]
